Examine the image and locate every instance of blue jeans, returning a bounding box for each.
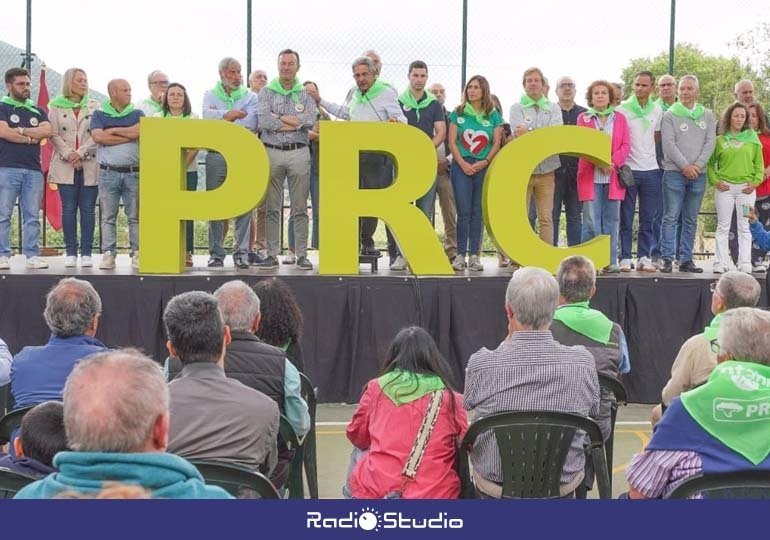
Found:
[59,169,98,257]
[620,169,662,260]
[451,158,486,256]
[553,167,582,246]
[416,179,438,221]
[661,171,706,263]
[582,183,621,266]
[206,152,250,261]
[185,171,198,252]
[98,169,139,255]
[0,167,44,257]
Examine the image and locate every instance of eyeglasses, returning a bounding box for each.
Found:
[559,83,575,89]
[709,282,718,293]
[150,80,170,86]
[710,339,720,354]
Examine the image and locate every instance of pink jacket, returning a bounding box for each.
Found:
[576,111,631,202]
[347,379,468,499]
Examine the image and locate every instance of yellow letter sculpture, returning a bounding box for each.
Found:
[139,118,269,273]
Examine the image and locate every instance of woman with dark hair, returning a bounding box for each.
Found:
[344,326,468,499]
[448,75,503,272]
[252,278,304,372]
[156,83,198,266]
[747,103,770,270]
[708,102,764,274]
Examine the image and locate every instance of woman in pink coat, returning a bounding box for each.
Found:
[577,80,631,273]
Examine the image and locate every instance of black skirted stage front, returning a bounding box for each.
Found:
[0,260,764,404]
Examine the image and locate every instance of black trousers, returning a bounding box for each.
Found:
[359,153,397,258]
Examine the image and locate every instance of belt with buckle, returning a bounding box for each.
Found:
[99,163,139,173]
[263,142,307,151]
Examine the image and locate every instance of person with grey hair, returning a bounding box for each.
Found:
[464,267,600,498]
[307,56,406,263]
[167,280,309,487]
[164,290,279,476]
[11,278,108,409]
[626,307,770,499]
[137,69,169,116]
[734,79,756,107]
[652,271,761,424]
[14,349,232,499]
[659,75,716,274]
[202,57,258,269]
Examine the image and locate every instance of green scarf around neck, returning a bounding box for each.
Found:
[552,301,613,344]
[724,129,761,146]
[681,361,770,465]
[585,106,615,118]
[212,81,248,111]
[702,312,724,342]
[143,97,163,113]
[622,95,656,131]
[378,369,446,406]
[266,77,304,103]
[669,102,705,121]
[101,100,136,118]
[655,97,677,112]
[398,89,436,121]
[1,95,39,114]
[161,110,191,119]
[351,78,389,105]
[49,94,89,110]
[462,102,492,124]
[520,93,549,110]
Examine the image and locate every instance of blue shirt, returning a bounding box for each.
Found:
[0,102,49,171]
[201,87,258,133]
[400,94,445,139]
[90,109,144,166]
[10,335,108,408]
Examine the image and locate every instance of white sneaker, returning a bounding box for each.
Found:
[64,256,77,268]
[452,255,466,271]
[99,252,116,270]
[753,263,767,273]
[619,258,633,272]
[81,256,93,268]
[131,253,140,269]
[0,256,9,270]
[389,255,407,271]
[637,256,657,272]
[468,254,484,271]
[738,263,753,274]
[282,252,296,265]
[26,256,49,269]
[713,262,726,274]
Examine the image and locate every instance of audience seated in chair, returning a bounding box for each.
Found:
[626,308,770,499]
[11,278,108,409]
[0,401,67,478]
[464,267,600,498]
[651,271,760,425]
[164,291,279,476]
[253,278,305,372]
[14,349,232,499]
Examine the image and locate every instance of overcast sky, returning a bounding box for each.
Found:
[3,0,767,114]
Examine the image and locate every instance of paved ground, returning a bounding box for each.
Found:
[314,402,653,499]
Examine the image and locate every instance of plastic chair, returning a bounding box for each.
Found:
[189,460,280,499]
[279,414,306,499]
[299,372,318,499]
[461,411,610,499]
[667,471,770,499]
[0,406,34,445]
[0,467,37,499]
[597,374,628,481]
[0,384,14,416]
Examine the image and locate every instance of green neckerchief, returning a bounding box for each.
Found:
[49,94,89,110]
[552,301,613,345]
[398,89,436,121]
[351,78,389,105]
[584,106,615,118]
[378,369,446,406]
[724,129,761,147]
[681,361,770,465]
[655,97,677,112]
[1,95,39,115]
[279,339,291,352]
[622,95,656,131]
[669,101,705,121]
[161,110,191,119]
[702,312,724,342]
[462,102,491,124]
[212,81,248,111]
[143,97,163,114]
[520,93,549,110]
[266,77,304,103]
[100,100,136,118]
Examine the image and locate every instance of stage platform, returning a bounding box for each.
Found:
[0,254,765,404]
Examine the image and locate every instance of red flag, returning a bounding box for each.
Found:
[37,67,62,231]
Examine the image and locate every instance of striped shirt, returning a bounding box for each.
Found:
[463,331,600,488]
[256,86,317,146]
[625,450,702,498]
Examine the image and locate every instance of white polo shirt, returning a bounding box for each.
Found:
[617,102,663,171]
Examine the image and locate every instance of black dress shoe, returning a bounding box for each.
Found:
[360,247,382,258]
[661,259,673,273]
[256,256,279,269]
[678,260,703,273]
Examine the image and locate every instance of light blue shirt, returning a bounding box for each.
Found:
[283,359,311,438]
[619,331,631,374]
[201,86,259,133]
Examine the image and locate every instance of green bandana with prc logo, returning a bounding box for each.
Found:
[681,361,770,465]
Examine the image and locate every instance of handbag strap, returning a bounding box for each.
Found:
[401,390,445,481]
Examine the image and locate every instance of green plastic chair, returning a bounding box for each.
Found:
[461,411,611,499]
[299,372,318,499]
[0,406,34,445]
[279,415,306,499]
[0,467,37,499]
[667,471,770,499]
[189,460,280,499]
